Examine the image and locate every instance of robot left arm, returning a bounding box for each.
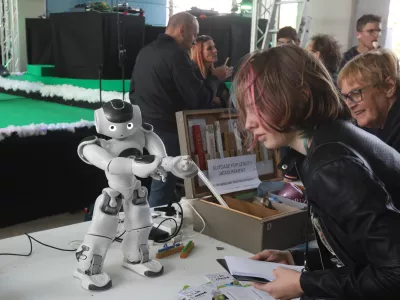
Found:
[144,131,198,180]
[81,144,133,175]
[80,139,161,177]
[143,130,168,158]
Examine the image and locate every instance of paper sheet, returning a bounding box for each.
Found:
[224,256,304,281]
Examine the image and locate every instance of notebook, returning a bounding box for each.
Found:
[220,256,304,282]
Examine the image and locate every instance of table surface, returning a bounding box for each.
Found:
[0,222,253,300]
[0,93,93,128]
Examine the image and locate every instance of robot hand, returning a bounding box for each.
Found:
[161,156,198,179]
[132,155,166,180]
[150,167,168,182]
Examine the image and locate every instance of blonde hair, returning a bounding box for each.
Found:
[338,49,400,90]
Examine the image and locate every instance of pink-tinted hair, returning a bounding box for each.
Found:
[232,44,351,150]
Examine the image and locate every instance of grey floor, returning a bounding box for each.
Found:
[0,212,85,240]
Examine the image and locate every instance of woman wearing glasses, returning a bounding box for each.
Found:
[190,35,232,108]
[233,44,400,299]
[338,49,400,153]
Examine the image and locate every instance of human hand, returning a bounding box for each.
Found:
[212,65,233,81]
[253,267,303,300]
[212,97,222,106]
[251,249,294,265]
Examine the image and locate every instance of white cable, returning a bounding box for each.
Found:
[181,198,206,239]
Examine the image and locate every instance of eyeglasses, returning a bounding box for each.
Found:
[277,40,294,46]
[362,29,382,36]
[340,84,374,104]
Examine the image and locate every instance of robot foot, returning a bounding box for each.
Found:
[122,259,164,278]
[73,269,112,291]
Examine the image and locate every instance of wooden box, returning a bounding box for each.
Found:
[176,109,310,254]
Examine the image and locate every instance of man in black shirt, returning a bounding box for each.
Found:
[339,14,382,71]
[130,12,231,207]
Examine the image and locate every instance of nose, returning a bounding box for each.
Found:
[245,115,257,131]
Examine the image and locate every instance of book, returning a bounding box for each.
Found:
[224,256,304,282]
[205,124,217,159]
[214,121,224,158]
[188,119,207,153]
[193,125,207,170]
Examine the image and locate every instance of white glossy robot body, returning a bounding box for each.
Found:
[74,99,198,291]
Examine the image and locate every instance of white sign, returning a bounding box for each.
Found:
[207,155,261,195]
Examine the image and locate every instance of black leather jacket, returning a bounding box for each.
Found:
[287,120,400,300]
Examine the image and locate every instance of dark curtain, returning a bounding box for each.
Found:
[198,15,269,72]
[102,13,145,80]
[0,127,107,228]
[51,12,104,79]
[26,18,54,65]
[144,25,165,46]
[50,12,145,79]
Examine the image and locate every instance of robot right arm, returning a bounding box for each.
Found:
[78,136,163,178]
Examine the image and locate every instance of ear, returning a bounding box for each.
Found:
[314,51,321,59]
[385,77,397,98]
[179,24,185,36]
[356,32,362,39]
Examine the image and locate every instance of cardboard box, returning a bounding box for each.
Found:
[176,109,311,254]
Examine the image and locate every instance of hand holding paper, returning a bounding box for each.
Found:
[224,256,303,282]
[251,249,295,266]
[253,267,304,300]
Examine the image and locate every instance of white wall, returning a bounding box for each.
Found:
[18,0,46,72]
[307,0,357,51]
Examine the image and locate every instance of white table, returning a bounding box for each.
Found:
[0,222,252,300]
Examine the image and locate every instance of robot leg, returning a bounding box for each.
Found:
[121,186,163,277]
[73,188,123,291]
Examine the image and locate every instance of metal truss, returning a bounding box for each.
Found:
[0,0,20,72]
[250,0,311,52]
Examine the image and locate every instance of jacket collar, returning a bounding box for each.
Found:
[382,87,400,132]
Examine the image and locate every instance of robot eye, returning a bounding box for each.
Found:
[127,123,134,130]
[109,125,117,132]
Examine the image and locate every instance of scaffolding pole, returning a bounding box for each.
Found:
[250,0,311,52]
[250,0,273,53]
[0,0,19,72]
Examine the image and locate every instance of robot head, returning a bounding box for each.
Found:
[94,99,142,139]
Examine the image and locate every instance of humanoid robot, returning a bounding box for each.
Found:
[74,99,198,291]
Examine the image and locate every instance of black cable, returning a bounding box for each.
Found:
[154,202,184,243]
[0,203,184,256]
[0,233,77,257]
[114,202,184,244]
[113,230,126,243]
[116,0,126,100]
[98,64,103,104]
